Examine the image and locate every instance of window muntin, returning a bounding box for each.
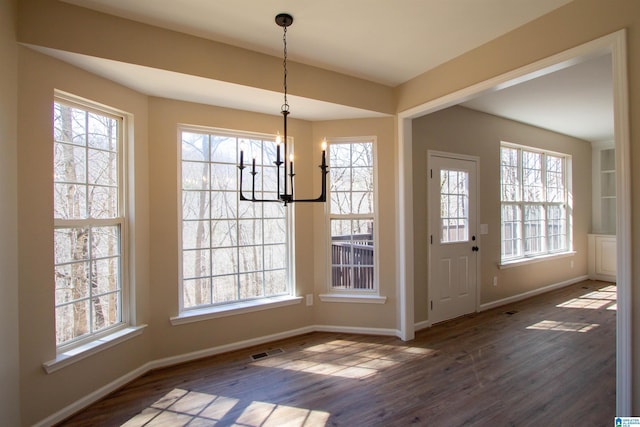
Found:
[328,139,376,291]
[180,129,289,311]
[53,99,125,347]
[500,143,570,262]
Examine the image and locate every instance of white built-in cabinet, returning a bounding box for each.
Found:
[588,143,616,282]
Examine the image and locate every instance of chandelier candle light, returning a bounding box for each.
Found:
[238,13,328,205]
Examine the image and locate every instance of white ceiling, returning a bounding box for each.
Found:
[462,54,614,143]
[47,0,614,142]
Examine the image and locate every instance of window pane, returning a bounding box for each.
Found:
[92,258,120,295]
[183,191,210,220]
[440,170,469,243]
[239,246,263,272]
[239,272,263,299]
[184,278,212,308]
[88,185,118,218]
[54,183,87,220]
[183,249,211,278]
[92,226,120,258]
[182,220,211,250]
[500,147,519,202]
[55,262,89,305]
[56,300,90,345]
[54,142,86,185]
[182,132,209,162]
[211,220,237,248]
[54,227,89,264]
[524,205,545,255]
[522,151,543,202]
[501,205,521,259]
[212,275,236,304]
[211,247,237,276]
[87,113,118,151]
[547,205,567,252]
[546,155,564,202]
[87,149,117,186]
[265,270,287,295]
[92,291,120,331]
[264,244,286,270]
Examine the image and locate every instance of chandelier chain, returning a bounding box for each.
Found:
[282,25,289,112]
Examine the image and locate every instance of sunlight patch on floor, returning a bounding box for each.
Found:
[121,388,330,427]
[556,285,616,310]
[251,339,435,379]
[526,320,599,333]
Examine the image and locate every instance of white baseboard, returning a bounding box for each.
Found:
[414,320,431,331]
[35,324,399,426]
[479,275,589,312]
[33,362,151,427]
[314,324,400,338]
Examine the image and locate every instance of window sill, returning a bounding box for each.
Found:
[318,293,387,304]
[170,295,303,326]
[499,251,576,269]
[43,324,147,374]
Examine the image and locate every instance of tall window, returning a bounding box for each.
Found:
[53,97,125,347]
[328,138,376,291]
[180,128,289,310]
[500,143,571,262]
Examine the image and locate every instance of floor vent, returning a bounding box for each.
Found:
[250,348,285,361]
[505,310,518,315]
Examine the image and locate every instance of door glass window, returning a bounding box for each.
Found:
[440,169,469,243]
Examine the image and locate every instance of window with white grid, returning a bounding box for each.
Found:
[327,138,377,291]
[500,143,571,263]
[179,128,290,311]
[53,96,126,348]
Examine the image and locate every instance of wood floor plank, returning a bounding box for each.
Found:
[57,280,616,426]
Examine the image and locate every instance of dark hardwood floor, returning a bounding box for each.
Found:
[57,280,616,426]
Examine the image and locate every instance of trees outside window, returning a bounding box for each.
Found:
[53,97,125,347]
[327,139,376,291]
[500,143,570,262]
[180,129,289,310]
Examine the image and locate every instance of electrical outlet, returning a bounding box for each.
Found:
[306,294,313,306]
[493,276,498,287]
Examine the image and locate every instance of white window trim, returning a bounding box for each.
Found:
[43,325,147,374]
[500,141,573,264]
[53,91,136,353]
[170,295,303,325]
[324,136,381,298]
[177,125,295,316]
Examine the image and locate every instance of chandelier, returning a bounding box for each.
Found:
[238,13,328,205]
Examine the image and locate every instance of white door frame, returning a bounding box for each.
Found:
[396,30,631,415]
[427,151,480,324]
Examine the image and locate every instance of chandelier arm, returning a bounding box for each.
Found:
[285,165,328,203]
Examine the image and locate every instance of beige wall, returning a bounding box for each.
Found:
[311,118,397,329]
[17,48,152,425]
[411,106,591,322]
[0,0,21,425]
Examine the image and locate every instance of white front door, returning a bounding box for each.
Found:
[428,153,478,324]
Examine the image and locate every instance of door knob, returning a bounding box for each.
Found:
[472,246,479,252]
